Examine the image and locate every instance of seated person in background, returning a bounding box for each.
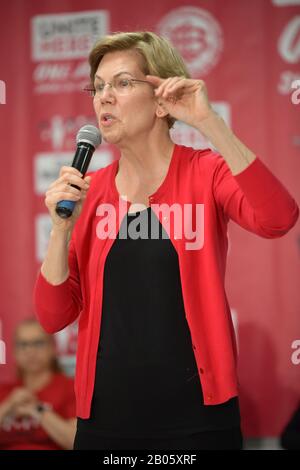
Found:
[0,318,76,450]
[280,403,300,450]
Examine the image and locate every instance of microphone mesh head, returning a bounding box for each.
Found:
[76,125,102,148]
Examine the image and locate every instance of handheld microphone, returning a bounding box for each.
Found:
[55,125,102,219]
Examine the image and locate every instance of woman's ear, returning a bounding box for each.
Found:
[156,101,169,119]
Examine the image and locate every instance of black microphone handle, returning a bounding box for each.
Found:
[55,142,95,218]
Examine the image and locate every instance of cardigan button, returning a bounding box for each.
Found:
[199,368,204,374]
[207,394,213,401]
[192,344,196,350]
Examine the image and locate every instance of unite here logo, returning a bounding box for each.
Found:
[0,80,5,104]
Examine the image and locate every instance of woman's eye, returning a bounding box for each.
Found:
[118,79,130,88]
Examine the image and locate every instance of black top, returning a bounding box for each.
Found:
[77,207,240,438]
[280,404,300,450]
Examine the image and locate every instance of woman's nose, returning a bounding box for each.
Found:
[100,84,115,103]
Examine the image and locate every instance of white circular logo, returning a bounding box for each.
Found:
[157,7,223,77]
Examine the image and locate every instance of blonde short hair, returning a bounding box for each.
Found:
[88,31,190,128]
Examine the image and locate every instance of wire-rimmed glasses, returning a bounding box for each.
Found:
[84,77,153,98]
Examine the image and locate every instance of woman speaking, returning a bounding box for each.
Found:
[34,31,298,450]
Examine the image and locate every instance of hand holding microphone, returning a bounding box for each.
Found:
[45,125,101,233]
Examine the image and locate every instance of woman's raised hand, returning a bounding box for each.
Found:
[146,75,215,129]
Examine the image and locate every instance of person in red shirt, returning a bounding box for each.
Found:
[34,31,298,450]
[0,318,76,450]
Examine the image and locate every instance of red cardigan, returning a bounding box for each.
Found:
[34,144,299,418]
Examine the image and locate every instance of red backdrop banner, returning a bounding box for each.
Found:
[0,0,299,437]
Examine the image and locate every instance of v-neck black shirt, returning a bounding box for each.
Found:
[77,207,240,438]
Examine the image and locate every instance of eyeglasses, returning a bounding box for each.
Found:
[15,339,49,350]
[84,77,153,98]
